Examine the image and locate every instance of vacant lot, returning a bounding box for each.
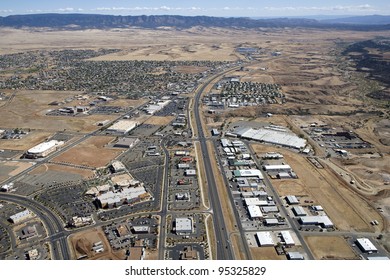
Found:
[0,90,118,133]
[252,143,382,232]
[143,116,175,126]
[305,236,359,260]
[52,136,123,168]
[29,163,95,179]
[0,161,34,183]
[250,247,285,260]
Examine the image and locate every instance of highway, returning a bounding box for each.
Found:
[192,67,242,260]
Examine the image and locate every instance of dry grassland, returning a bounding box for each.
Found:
[0,90,118,133]
[250,247,285,260]
[252,143,381,232]
[305,236,359,260]
[143,116,175,126]
[52,136,122,168]
[0,131,53,151]
[29,163,95,179]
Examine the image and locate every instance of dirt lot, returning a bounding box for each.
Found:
[52,136,123,168]
[0,90,118,133]
[250,247,285,260]
[305,236,359,260]
[69,227,125,260]
[0,161,34,183]
[252,143,382,232]
[29,163,95,179]
[143,116,175,126]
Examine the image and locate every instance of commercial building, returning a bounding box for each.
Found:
[25,140,64,158]
[244,198,268,206]
[292,206,307,217]
[265,218,279,226]
[280,231,295,246]
[111,161,126,173]
[144,100,171,115]
[286,195,299,205]
[10,209,31,223]
[132,226,150,234]
[70,216,93,227]
[233,169,264,179]
[106,120,138,134]
[356,238,378,253]
[114,137,139,149]
[287,252,304,260]
[97,186,150,208]
[178,163,190,169]
[211,129,220,136]
[261,206,279,213]
[233,127,307,150]
[299,216,334,228]
[256,232,275,247]
[175,217,192,235]
[185,169,196,176]
[248,205,263,220]
[263,165,292,173]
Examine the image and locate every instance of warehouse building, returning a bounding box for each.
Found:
[248,205,263,220]
[299,216,334,228]
[280,231,295,246]
[10,209,31,223]
[265,218,279,226]
[175,217,192,235]
[356,238,378,253]
[244,198,268,207]
[106,120,138,134]
[256,232,275,247]
[233,127,307,150]
[286,195,299,205]
[233,169,264,179]
[25,140,64,158]
[111,161,126,173]
[263,164,292,173]
[292,206,307,216]
[144,100,171,115]
[114,137,139,149]
[261,206,279,213]
[287,252,304,260]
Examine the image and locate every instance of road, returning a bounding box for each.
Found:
[246,143,315,260]
[192,66,243,260]
[0,193,70,260]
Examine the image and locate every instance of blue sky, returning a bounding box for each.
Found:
[0,1,389,17]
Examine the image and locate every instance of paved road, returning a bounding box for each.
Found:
[246,143,315,260]
[0,193,69,260]
[192,67,243,260]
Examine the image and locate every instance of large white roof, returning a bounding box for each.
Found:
[356,238,377,252]
[235,127,306,149]
[107,120,138,132]
[256,232,275,246]
[248,205,263,218]
[27,140,63,154]
[281,231,295,245]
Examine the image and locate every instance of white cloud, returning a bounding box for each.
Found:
[264,4,377,13]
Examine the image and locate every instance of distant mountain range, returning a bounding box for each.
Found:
[0,14,389,30]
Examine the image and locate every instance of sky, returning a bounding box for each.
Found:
[0,1,389,18]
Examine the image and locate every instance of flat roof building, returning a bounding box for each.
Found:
[106,120,138,134]
[299,216,334,228]
[280,231,295,246]
[185,169,196,176]
[244,198,268,206]
[248,205,263,220]
[286,195,299,205]
[256,232,275,247]
[233,169,264,179]
[10,209,31,223]
[111,161,126,173]
[175,218,192,235]
[292,206,307,216]
[25,140,64,158]
[265,218,279,226]
[261,206,279,213]
[287,252,304,260]
[356,238,378,253]
[114,137,139,149]
[263,165,292,172]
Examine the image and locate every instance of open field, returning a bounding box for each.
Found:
[305,236,359,260]
[252,143,382,232]
[0,90,118,133]
[29,163,95,179]
[0,161,34,183]
[143,116,175,126]
[0,131,53,151]
[52,136,123,168]
[250,247,285,260]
